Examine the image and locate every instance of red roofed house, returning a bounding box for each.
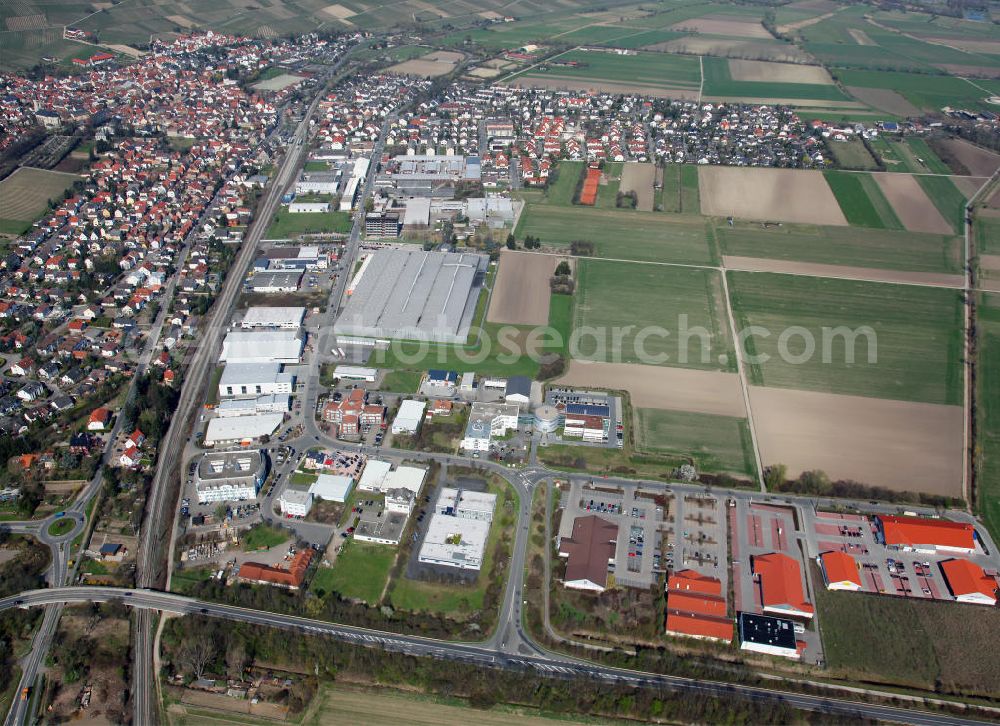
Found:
[665,570,732,642]
[558,515,618,592]
[819,551,862,591]
[751,552,814,619]
[238,548,314,590]
[87,407,112,431]
[876,515,976,554]
[940,558,998,606]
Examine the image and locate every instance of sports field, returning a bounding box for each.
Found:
[515,204,714,265]
[823,171,902,229]
[265,208,352,238]
[715,220,962,274]
[0,167,80,231]
[573,259,733,370]
[727,271,963,405]
[636,408,753,475]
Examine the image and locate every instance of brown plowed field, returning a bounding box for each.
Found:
[698,167,847,226]
[938,138,1000,178]
[556,361,746,417]
[749,386,963,496]
[729,59,833,85]
[619,162,655,211]
[487,250,558,326]
[722,256,964,288]
[845,86,920,117]
[671,16,771,38]
[873,173,952,234]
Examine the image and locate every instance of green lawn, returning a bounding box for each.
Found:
[311,541,394,605]
[241,524,290,551]
[289,472,318,486]
[516,204,714,265]
[823,171,903,229]
[635,409,754,475]
[727,271,963,405]
[573,259,734,371]
[303,161,330,172]
[546,161,583,205]
[916,175,967,235]
[170,566,217,594]
[46,518,74,537]
[596,162,623,209]
[716,220,961,274]
[976,292,1000,544]
[380,369,423,393]
[265,208,353,238]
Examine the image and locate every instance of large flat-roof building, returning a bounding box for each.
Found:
[194,450,267,504]
[738,612,802,660]
[665,570,732,642]
[278,488,313,517]
[220,329,303,364]
[218,362,295,399]
[203,414,284,446]
[435,487,496,522]
[217,394,290,418]
[460,401,519,452]
[380,154,481,198]
[334,249,488,344]
[391,399,426,434]
[240,306,306,329]
[418,513,492,571]
[309,474,354,503]
[249,270,302,293]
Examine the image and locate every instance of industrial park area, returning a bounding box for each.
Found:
[2,2,1000,725]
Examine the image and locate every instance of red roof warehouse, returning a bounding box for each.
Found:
[940,559,998,605]
[665,570,732,642]
[752,552,815,619]
[876,515,977,554]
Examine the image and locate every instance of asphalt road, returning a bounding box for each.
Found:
[1,586,993,726]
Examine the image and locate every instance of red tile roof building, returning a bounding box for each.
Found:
[237,549,313,590]
[819,551,862,591]
[752,552,814,619]
[940,558,998,605]
[665,570,732,642]
[876,515,977,553]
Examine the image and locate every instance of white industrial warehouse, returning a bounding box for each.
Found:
[220,329,304,364]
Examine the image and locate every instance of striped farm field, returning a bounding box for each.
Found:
[915,175,968,235]
[0,166,79,228]
[727,271,964,405]
[823,171,903,229]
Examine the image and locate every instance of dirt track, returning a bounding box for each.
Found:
[722,255,964,288]
[487,250,558,326]
[698,167,848,226]
[873,173,952,234]
[556,361,746,417]
[619,163,655,211]
[749,386,963,496]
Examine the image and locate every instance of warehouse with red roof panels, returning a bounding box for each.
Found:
[940,558,998,605]
[752,552,814,619]
[876,515,976,554]
[819,551,862,591]
[665,570,732,642]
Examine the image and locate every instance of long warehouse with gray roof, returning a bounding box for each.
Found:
[334,249,488,343]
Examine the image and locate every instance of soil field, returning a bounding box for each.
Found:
[671,16,771,38]
[728,59,833,85]
[487,250,558,326]
[927,37,1000,54]
[389,50,463,77]
[722,256,963,288]
[0,166,80,224]
[937,138,1000,178]
[556,361,746,417]
[652,37,811,63]
[311,685,577,726]
[750,386,962,495]
[823,170,901,228]
[844,86,920,117]
[506,75,700,100]
[252,72,304,91]
[950,176,984,199]
[728,271,964,406]
[698,167,848,226]
[873,173,952,234]
[572,259,733,370]
[618,162,655,211]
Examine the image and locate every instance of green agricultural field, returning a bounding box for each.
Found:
[976,215,1000,256]
[903,138,951,175]
[869,137,930,174]
[823,171,902,229]
[659,164,681,213]
[716,221,961,274]
[574,259,733,371]
[0,167,80,231]
[546,161,584,205]
[827,138,879,171]
[636,408,753,475]
[816,573,1000,697]
[701,56,849,101]
[512,49,702,92]
[311,541,394,605]
[916,175,967,235]
[977,292,1000,543]
[727,271,963,405]
[834,69,997,112]
[596,161,623,209]
[516,204,714,265]
[265,208,353,238]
